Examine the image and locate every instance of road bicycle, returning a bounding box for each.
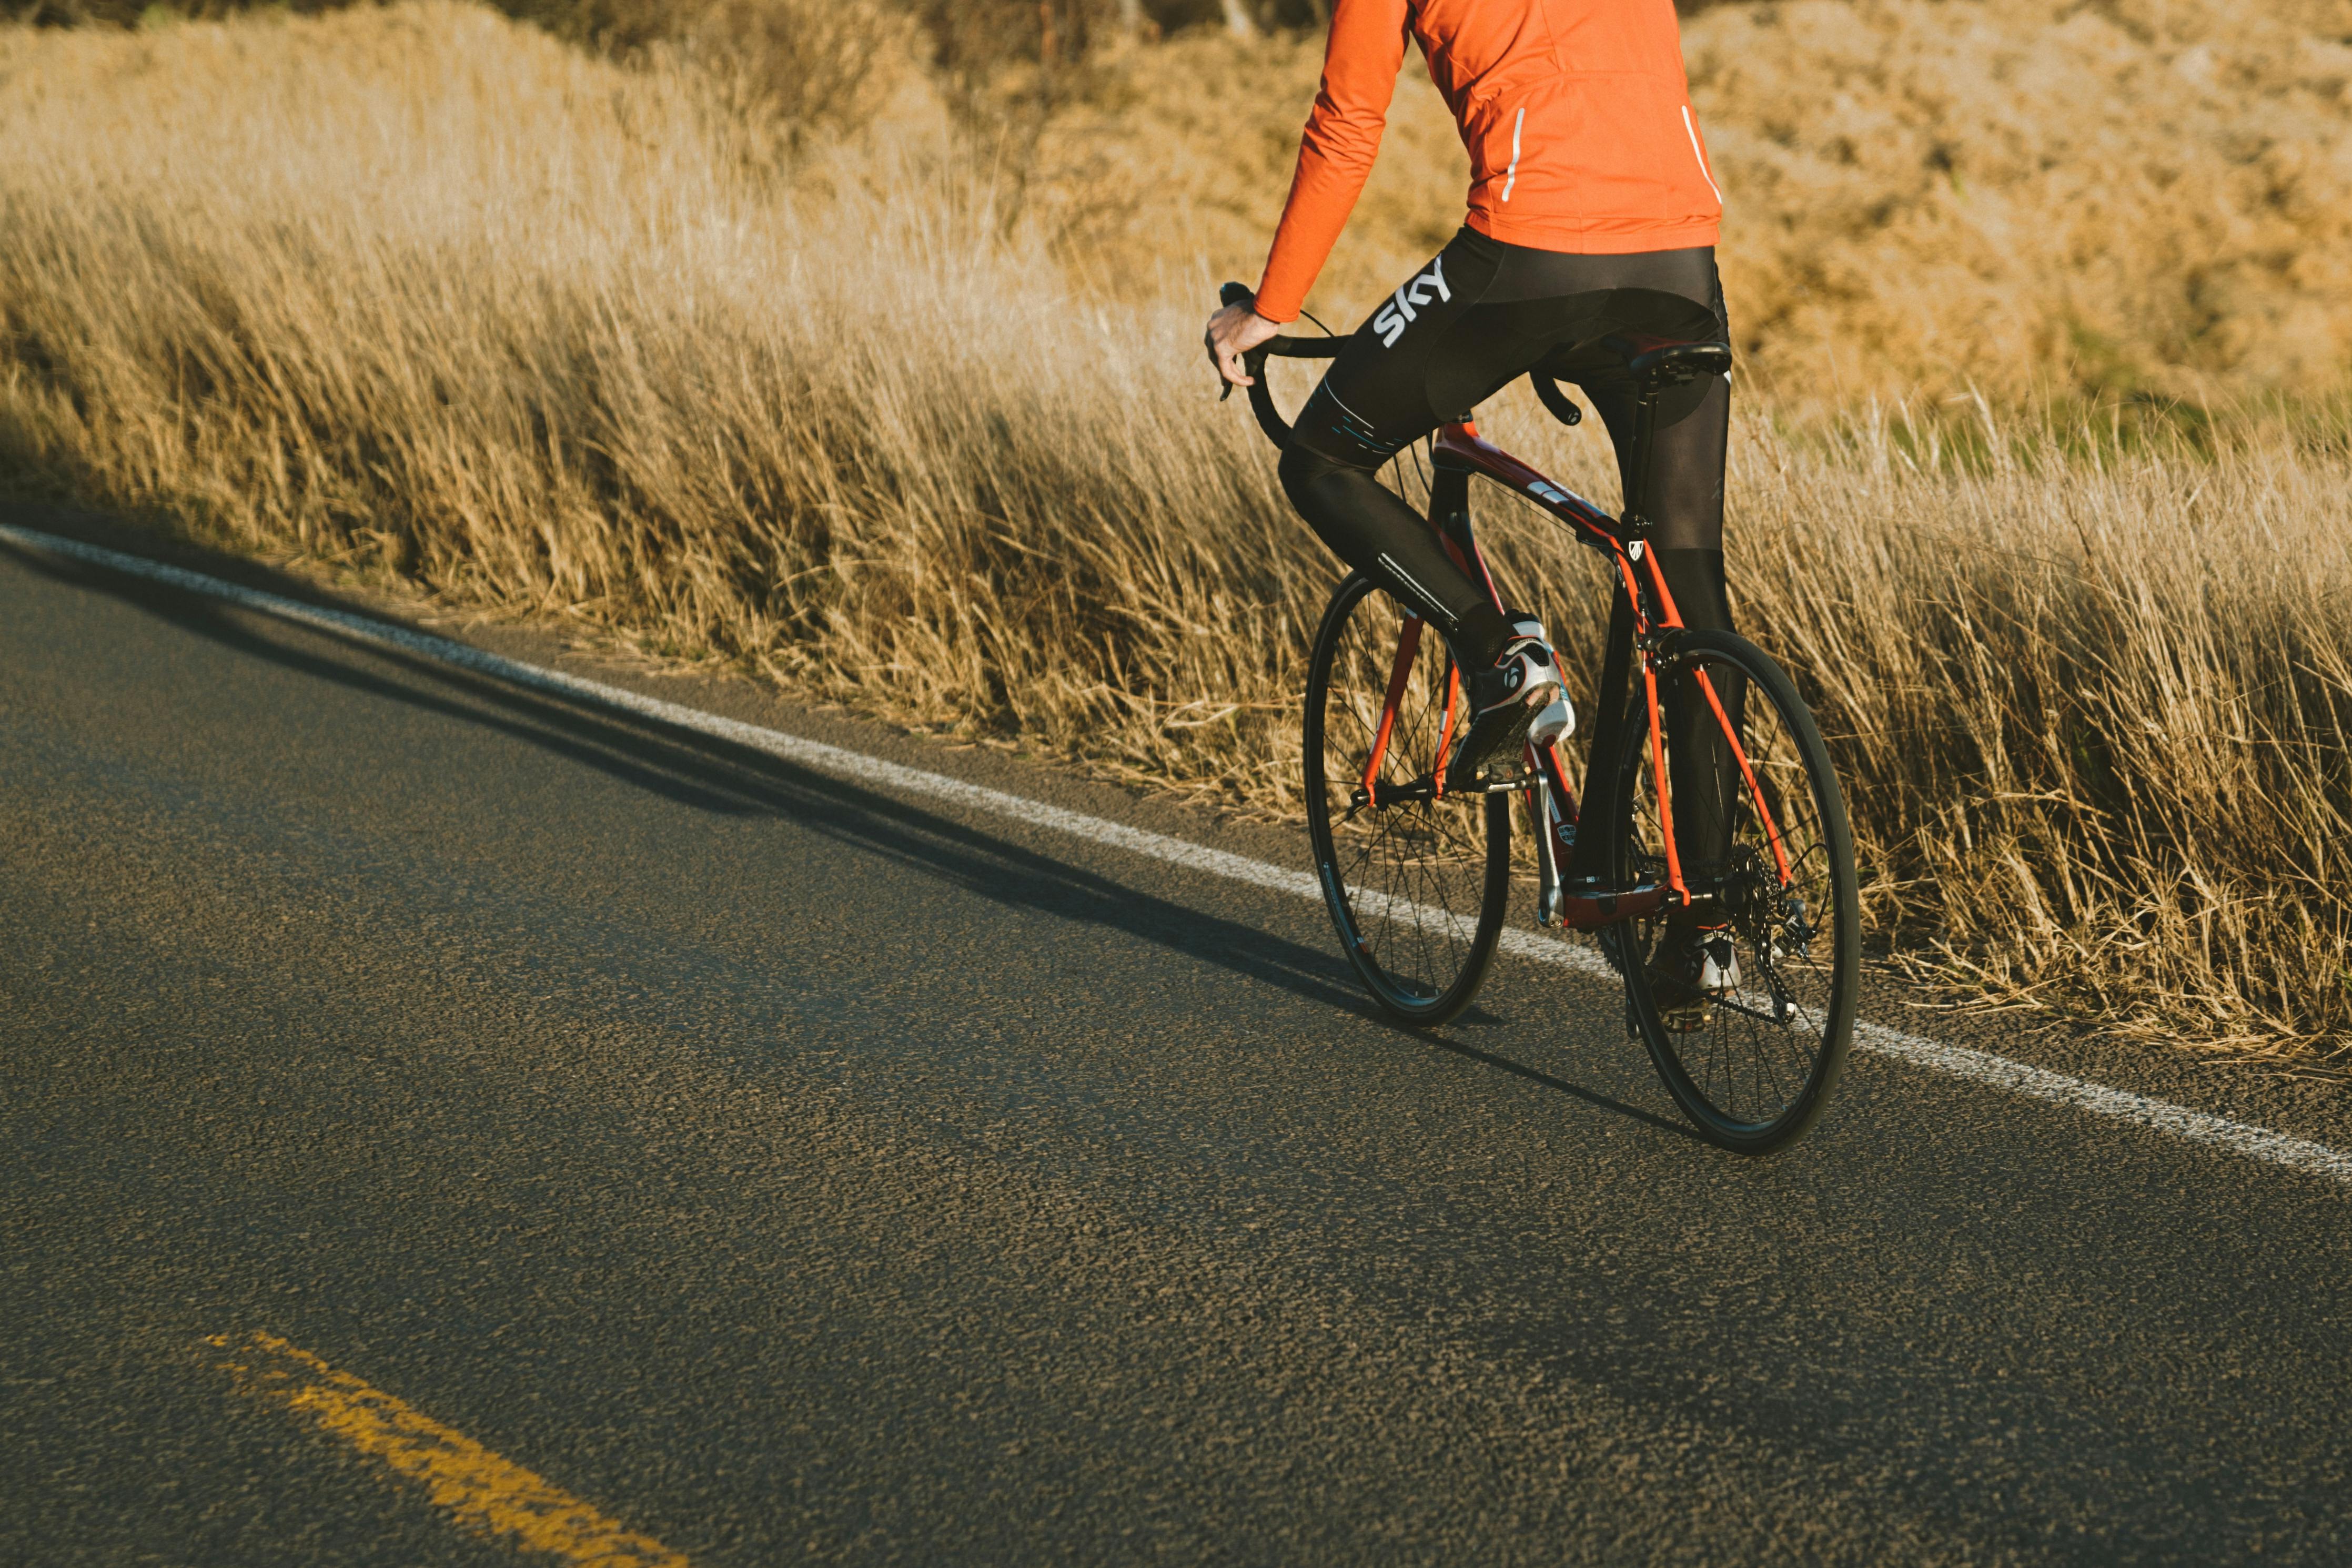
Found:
[1220,282,1860,1154]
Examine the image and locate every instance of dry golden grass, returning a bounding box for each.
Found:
[2,2,2348,1061]
[1028,1,2352,404]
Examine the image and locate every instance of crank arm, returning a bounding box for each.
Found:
[1371,777,1437,807]
[1532,775,1564,927]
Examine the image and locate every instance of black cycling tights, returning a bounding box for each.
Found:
[1277,225,1739,885]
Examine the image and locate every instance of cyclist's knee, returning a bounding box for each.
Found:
[1277,440,1351,509]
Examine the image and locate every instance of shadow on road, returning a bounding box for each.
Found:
[3,529,1699,1145]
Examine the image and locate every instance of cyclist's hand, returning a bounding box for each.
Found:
[1205,301,1283,388]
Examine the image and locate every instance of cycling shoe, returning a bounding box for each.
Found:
[1445,615,1565,792]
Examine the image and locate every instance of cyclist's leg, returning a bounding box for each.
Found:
[1279,227,1517,665]
[1567,259,1743,903]
[1656,389,1745,911]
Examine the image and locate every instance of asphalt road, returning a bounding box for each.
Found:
[5,513,2350,1566]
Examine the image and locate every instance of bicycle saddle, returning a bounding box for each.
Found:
[1600,333,1733,388]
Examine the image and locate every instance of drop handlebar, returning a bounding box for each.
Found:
[1217,282,1344,449]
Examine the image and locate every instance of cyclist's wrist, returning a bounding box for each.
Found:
[1249,282,1303,325]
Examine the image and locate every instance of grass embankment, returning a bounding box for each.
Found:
[3,2,2349,1062]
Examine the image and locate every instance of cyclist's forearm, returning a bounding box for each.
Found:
[1256,125,1384,321]
[1254,0,1406,321]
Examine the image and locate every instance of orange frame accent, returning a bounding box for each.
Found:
[1359,614,1424,794]
[1430,664,1461,799]
[1642,661,1687,897]
[1641,547,1795,887]
[1694,667,1795,883]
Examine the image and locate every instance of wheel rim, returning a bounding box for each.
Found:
[1309,581,1501,1010]
[1616,645,1849,1134]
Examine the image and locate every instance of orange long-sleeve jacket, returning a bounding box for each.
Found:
[1253,0,1723,323]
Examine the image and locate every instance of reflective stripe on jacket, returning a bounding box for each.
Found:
[1254,0,1722,323]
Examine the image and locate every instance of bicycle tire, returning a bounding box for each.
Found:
[1604,629,1860,1154]
[1304,572,1510,1025]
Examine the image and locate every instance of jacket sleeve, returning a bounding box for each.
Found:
[1251,0,1411,323]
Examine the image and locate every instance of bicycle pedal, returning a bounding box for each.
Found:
[1445,726,1537,793]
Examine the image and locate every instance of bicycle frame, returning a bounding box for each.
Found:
[1363,417,1795,932]
[1217,284,1791,933]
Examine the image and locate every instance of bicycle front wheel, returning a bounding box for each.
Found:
[1304,572,1509,1025]
[1605,629,1861,1154]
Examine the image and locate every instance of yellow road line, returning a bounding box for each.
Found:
[207,1331,688,1567]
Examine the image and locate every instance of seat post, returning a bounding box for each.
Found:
[1622,383,1661,544]
[1428,450,1472,555]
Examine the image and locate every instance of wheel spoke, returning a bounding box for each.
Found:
[1611,635,1856,1150]
[1307,581,1502,1020]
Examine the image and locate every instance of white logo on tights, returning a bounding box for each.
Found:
[1371,257,1451,348]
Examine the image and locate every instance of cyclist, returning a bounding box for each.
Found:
[1205,0,1741,1027]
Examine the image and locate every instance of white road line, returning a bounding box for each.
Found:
[1854,1023,2352,1179]
[9,521,2350,1187]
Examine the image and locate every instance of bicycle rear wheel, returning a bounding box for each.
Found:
[1605,629,1860,1154]
[1305,572,1510,1025]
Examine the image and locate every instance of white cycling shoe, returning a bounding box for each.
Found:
[1446,614,1574,791]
